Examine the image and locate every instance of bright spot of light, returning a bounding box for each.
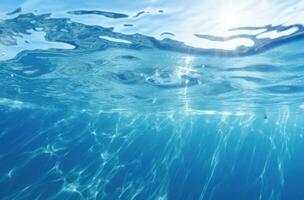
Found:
[181,56,194,113]
[235,111,246,116]
[220,11,239,29]
[218,7,242,30]
[222,111,231,116]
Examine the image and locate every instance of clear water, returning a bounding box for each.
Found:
[1,0,304,199]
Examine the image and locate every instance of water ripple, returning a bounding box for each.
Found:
[0,8,303,111]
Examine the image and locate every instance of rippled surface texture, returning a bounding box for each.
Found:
[1,0,304,199]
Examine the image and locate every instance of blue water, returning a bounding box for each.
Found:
[1,0,304,199]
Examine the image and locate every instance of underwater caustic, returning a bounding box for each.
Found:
[1,0,304,199]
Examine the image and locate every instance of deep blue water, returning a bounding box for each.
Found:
[1,0,304,199]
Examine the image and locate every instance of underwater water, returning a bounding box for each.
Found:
[1,0,304,199]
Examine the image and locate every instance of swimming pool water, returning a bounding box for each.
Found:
[1,0,304,199]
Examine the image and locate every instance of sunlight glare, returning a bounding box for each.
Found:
[219,8,240,30]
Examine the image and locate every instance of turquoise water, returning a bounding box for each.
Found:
[1,0,304,199]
